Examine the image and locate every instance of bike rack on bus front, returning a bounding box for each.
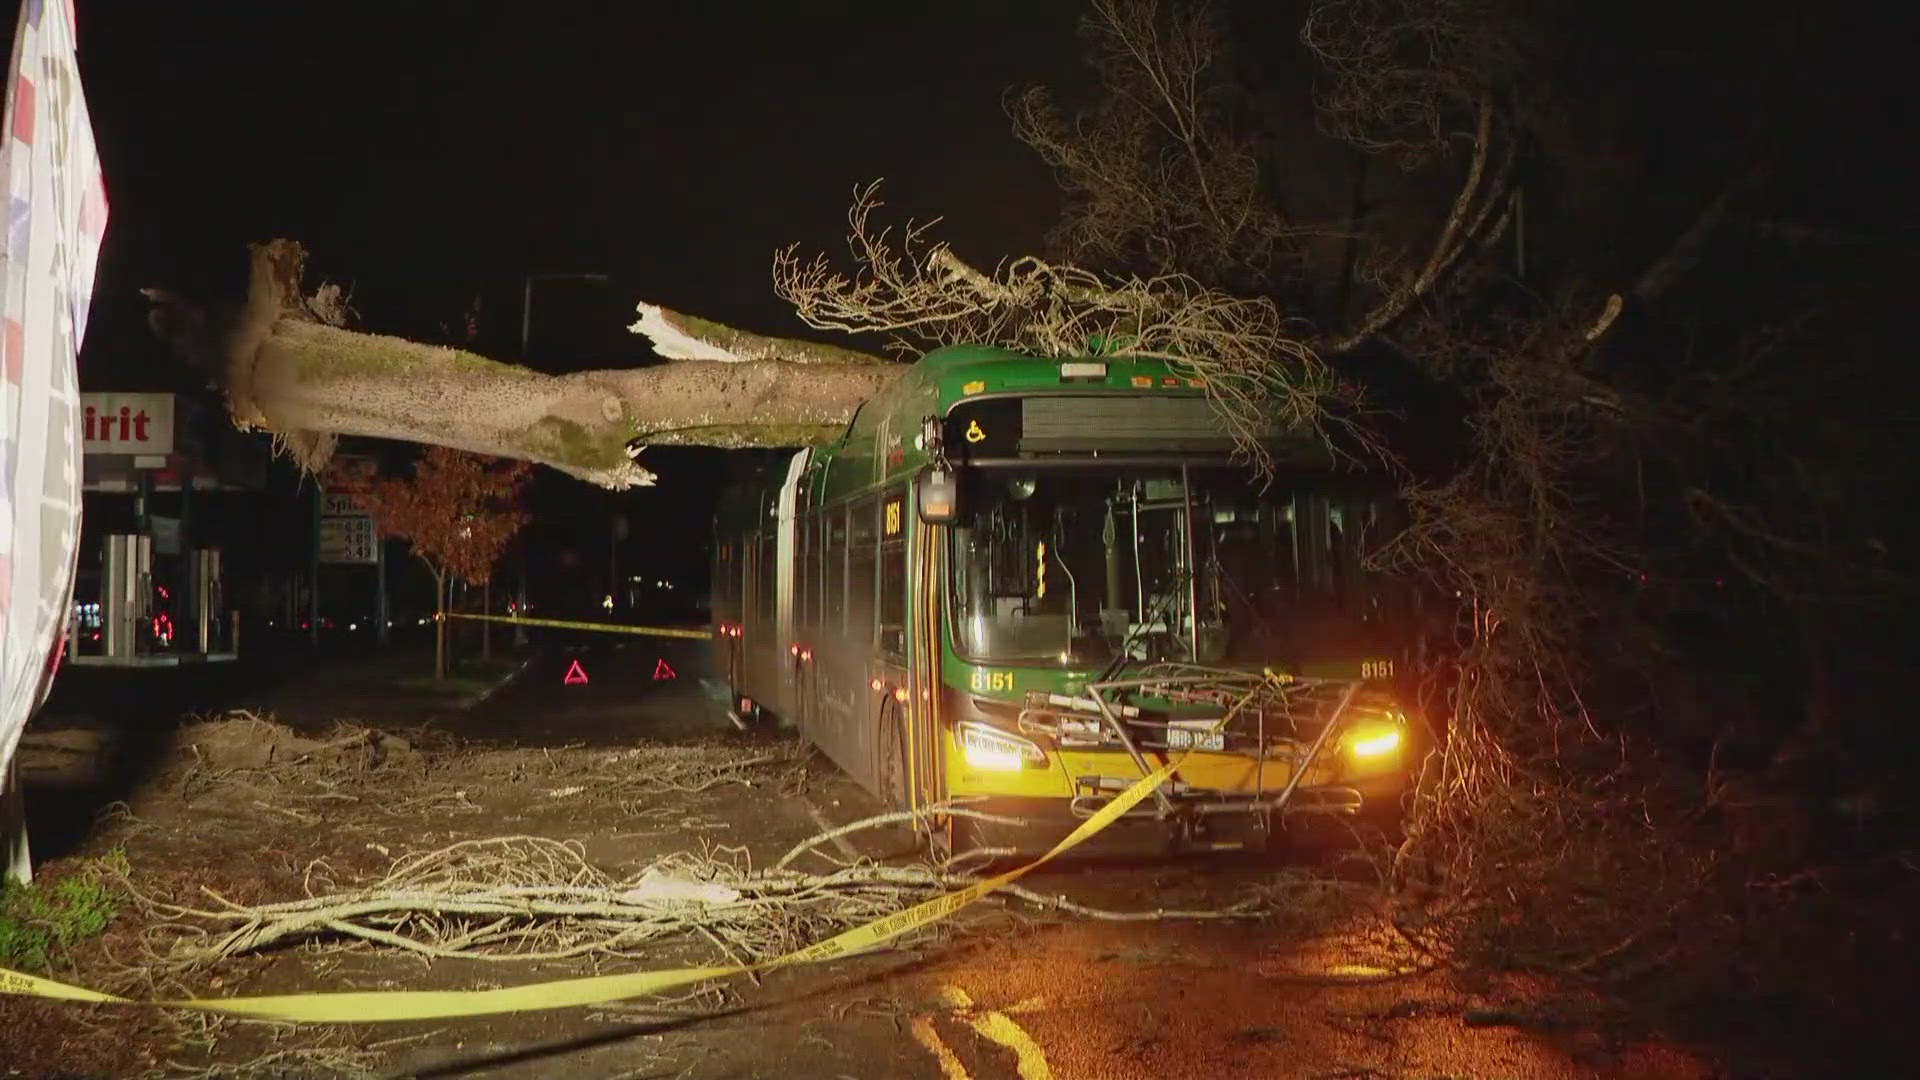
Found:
[1079,667,1363,826]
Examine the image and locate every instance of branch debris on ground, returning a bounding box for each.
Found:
[88,713,1319,994]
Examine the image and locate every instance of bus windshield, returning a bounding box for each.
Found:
[946,466,1409,667]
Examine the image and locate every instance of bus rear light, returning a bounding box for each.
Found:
[893,687,909,703]
[957,722,1047,771]
[799,649,812,662]
[870,678,884,691]
[790,644,800,656]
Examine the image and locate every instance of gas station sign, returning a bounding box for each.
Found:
[79,393,173,455]
[318,454,379,565]
[318,515,377,564]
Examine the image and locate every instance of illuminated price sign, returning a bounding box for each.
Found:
[318,516,377,565]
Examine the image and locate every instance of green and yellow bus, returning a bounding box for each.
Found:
[711,345,1415,855]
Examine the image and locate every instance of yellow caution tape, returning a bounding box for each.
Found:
[439,611,711,641]
[0,756,1184,1022]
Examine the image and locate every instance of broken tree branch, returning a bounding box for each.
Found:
[1326,95,1505,353]
[145,241,904,488]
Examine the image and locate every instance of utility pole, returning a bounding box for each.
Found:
[520,271,609,644]
[521,271,610,362]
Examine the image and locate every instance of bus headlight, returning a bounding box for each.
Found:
[1348,729,1401,759]
[958,722,1047,771]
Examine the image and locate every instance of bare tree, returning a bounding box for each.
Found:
[1007,0,1295,281]
[1006,0,1519,355]
[1300,0,1516,158]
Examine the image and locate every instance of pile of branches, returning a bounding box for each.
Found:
[773,181,1353,473]
[172,711,418,776]
[1380,301,1729,974]
[1383,285,1920,1072]
[112,833,1288,985]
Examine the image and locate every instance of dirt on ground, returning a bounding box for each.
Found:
[4,709,834,1077]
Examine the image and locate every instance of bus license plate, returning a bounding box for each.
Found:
[1167,727,1224,751]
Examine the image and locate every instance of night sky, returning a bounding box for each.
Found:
[76,1,1082,370]
[51,1,1092,608]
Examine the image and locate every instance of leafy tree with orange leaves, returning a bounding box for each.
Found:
[340,447,530,679]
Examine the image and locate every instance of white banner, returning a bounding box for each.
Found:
[1,0,110,784]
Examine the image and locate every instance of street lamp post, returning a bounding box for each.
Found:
[518,272,610,647]
[521,271,611,360]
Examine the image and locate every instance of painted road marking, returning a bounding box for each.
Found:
[910,1015,973,1080]
[938,985,1053,1080]
[803,802,864,862]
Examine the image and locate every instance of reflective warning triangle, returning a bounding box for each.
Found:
[562,659,589,685]
[653,658,676,681]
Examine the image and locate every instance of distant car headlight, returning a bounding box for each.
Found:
[958,721,1047,771]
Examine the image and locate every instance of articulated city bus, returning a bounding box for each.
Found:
[710,345,1416,855]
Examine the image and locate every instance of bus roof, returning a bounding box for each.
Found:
[722,345,1347,514]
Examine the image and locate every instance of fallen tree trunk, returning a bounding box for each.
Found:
[146,241,901,487]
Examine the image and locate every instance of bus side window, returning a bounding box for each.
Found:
[827,502,849,636]
[756,530,775,628]
[850,495,879,651]
[879,487,907,659]
[739,533,753,626]
[798,506,815,634]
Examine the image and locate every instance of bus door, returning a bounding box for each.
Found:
[904,515,947,832]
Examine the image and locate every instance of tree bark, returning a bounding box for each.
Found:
[147,241,904,489]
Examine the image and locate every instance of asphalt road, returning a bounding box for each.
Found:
[454,633,726,745]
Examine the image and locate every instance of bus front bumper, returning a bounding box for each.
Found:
[945,773,1406,858]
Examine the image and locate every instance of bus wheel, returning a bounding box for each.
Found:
[726,690,766,732]
[876,700,910,811]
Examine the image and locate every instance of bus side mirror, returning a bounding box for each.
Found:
[918,468,958,524]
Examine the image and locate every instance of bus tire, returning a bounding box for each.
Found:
[876,699,910,811]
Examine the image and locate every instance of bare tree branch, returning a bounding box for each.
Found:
[1301,0,1513,160]
[774,182,1355,470]
[1007,0,1296,279]
[629,302,888,366]
[1326,95,1512,352]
